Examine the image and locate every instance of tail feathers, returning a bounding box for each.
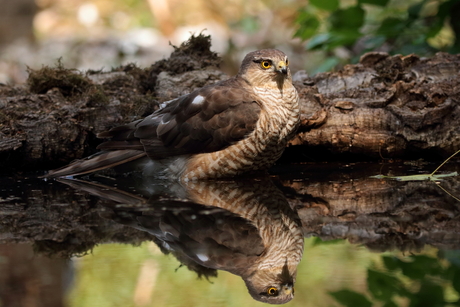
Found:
[43,149,147,178]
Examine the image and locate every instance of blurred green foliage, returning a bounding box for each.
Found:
[294,0,460,72]
[330,252,460,307]
[68,238,460,307]
[68,238,380,307]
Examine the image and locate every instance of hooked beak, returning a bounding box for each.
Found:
[282,284,294,296]
[276,61,288,74]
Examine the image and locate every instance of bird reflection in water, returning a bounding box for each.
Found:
[60,177,304,304]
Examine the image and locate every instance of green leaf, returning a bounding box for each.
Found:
[382,256,399,271]
[425,0,454,39]
[400,255,443,280]
[294,10,320,40]
[453,269,460,294]
[313,57,340,74]
[442,250,460,268]
[376,17,408,38]
[330,6,365,30]
[330,290,373,307]
[380,255,445,292]
[358,0,389,6]
[369,172,457,181]
[396,43,436,57]
[409,281,445,307]
[408,0,426,19]
[310,0,339,11]
[367,269,401,301]
[426,20,444,39]
[306,33,332,50]
[438,0,456,20]
[307,30,361,50]
[360,35,386,51]
[327,29,362,48]
[382,301,398,307]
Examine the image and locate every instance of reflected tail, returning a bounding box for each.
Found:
[42,149,146,178]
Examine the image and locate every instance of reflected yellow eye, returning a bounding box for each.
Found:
[260,60,272,69]
[267,287,279,296]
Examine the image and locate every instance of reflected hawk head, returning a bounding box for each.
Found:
[244,260,296,304]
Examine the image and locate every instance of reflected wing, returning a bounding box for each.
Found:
[98,78,261,159]
[136,210,265,274]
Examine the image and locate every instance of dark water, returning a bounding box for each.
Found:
[1,161,460,307]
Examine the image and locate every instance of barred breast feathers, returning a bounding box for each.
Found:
[180,77,300,181]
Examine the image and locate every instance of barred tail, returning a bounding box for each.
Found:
[42,149,147,178]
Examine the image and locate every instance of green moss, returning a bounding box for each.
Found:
[149,33,221,76]
[27,59,92,96]
[85,85,110,107]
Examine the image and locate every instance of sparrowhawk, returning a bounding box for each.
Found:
[44,49,300,180]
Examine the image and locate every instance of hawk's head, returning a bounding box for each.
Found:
[238,49,292,88]
[244,260,296,304]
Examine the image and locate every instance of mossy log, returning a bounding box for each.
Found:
[1,34,460,172]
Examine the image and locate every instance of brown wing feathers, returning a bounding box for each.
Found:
[44,77,261,178]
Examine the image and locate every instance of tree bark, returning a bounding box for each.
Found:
[1,34,459,172]
[292,51,460,160]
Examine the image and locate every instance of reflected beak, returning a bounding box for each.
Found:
[282,284,294,296]
[276,61,288,74]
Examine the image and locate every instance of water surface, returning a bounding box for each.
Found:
[1,161,459,307]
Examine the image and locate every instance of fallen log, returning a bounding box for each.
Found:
[1,34,459,172]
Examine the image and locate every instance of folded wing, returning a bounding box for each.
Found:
[44,77,261,178]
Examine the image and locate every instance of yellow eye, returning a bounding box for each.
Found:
[267,287,279,296]
[260,60,272,69]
